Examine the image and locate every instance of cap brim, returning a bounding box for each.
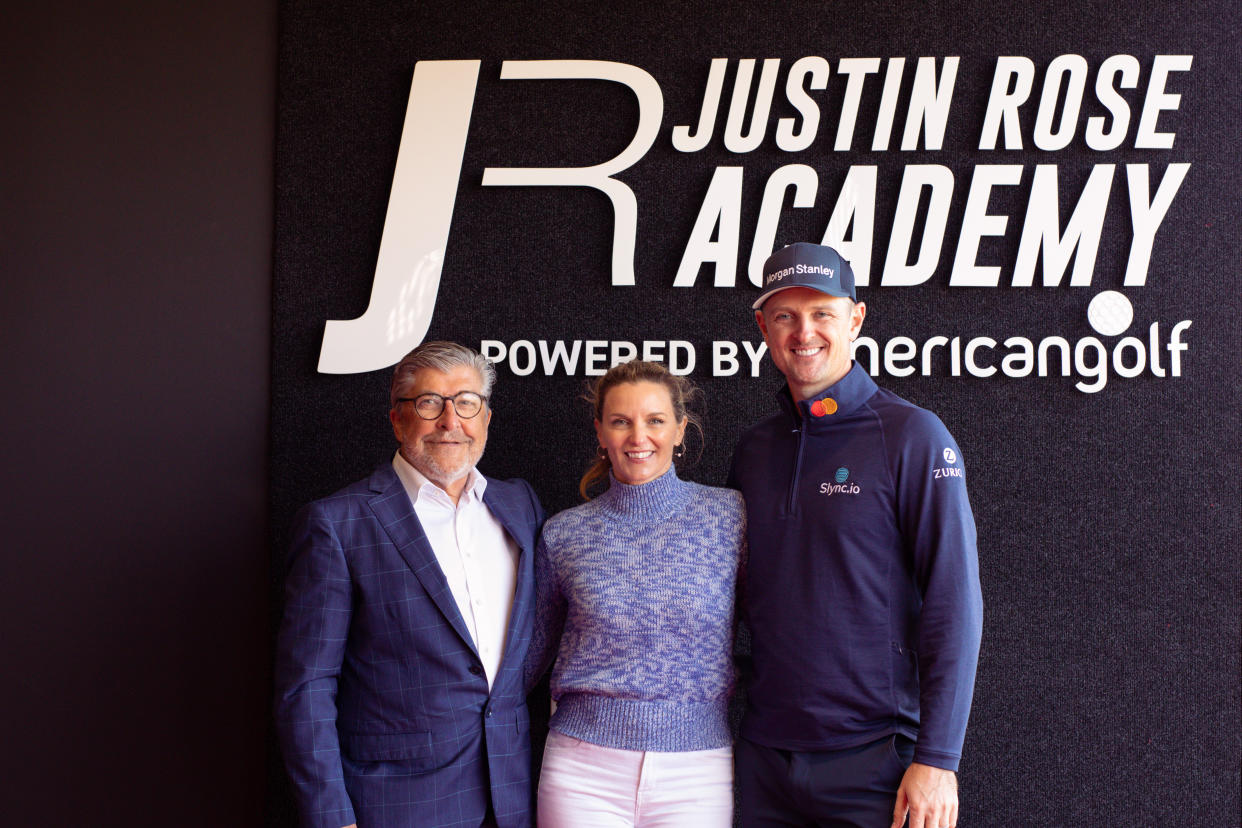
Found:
[752,283,851,310]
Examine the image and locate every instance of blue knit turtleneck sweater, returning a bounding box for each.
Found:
[528,466,746,752]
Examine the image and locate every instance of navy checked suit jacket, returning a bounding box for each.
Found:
[275,463,545,828]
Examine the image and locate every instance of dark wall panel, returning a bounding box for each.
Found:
[1,1,274,824]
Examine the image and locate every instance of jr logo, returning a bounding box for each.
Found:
[317,59,663,374]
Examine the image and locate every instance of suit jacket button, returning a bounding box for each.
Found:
[469,665,483,676]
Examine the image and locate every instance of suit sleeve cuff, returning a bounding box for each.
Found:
[298,801,355,828]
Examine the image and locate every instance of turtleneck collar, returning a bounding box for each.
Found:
[594,464,691,524]
[776,361,879,429]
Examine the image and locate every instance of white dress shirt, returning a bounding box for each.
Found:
[393,452,519,688]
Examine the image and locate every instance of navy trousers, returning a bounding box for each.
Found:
[735,734,915,827]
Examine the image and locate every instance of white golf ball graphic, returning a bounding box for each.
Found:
[1087,291,1133,336]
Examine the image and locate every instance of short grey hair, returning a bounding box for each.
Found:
[389,341,496,408]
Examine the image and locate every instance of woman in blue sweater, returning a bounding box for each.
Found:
[527,360,746,827]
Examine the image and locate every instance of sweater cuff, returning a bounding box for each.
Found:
[552,694,730,752]
[911,745,960,772]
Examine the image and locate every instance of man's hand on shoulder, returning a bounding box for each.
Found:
[891,762,957,828]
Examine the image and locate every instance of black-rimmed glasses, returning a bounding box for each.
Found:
[396,392,488,420]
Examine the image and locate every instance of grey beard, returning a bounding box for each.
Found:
[402,444,478,489]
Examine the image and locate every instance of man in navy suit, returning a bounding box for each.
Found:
[276,341,545,828]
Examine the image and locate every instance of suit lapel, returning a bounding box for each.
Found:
[366,466,477,654]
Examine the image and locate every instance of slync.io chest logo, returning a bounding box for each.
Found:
[821,467,861,496]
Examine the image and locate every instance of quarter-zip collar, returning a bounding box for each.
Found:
[776,361,879,429]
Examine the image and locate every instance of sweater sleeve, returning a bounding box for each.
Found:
[725,447,750,628]
[525,534,566,692]
[894,412,984,771]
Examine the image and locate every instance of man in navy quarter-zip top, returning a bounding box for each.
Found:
[729,243,983,828]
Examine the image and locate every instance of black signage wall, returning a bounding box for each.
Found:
[274,1,1240,823]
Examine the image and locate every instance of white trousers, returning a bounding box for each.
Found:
[537,730,734,827]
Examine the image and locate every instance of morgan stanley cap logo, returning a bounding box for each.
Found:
[754,242,858,309]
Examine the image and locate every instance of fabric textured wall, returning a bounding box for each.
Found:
[273,1,1240,825]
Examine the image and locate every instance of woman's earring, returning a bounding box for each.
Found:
[674,443,686,459]
[597,445,609,460]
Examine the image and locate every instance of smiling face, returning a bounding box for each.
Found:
[389,364,491,500]
[756,287,866,402]
[594,380,687,487]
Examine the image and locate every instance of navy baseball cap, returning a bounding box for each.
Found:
[753,243,857,309]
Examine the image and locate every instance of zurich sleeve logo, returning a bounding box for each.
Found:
[934,447,964,479]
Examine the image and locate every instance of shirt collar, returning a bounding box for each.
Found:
[777,361,879,427]
[392,450,487,506]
